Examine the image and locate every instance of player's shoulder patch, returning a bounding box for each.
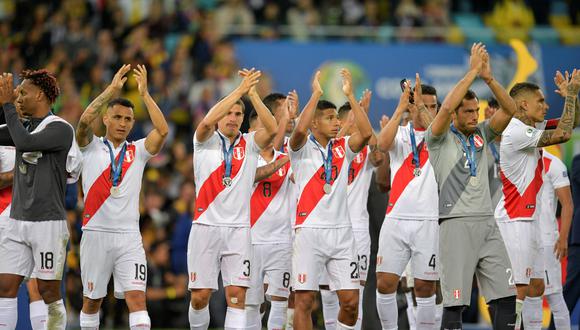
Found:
[525,127,534,137]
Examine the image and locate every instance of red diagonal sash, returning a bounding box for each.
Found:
[500,157,543,219]
[543,156,552,173]
[250,154,290,227]
[83,144,137,226]
[386,143,429,214]
[193,136,247,220]
[295,138,347,226]
[0,186,12,214]
[348,147,368,185]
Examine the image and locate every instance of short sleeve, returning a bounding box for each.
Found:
[79,135,100,153]
[344,136,357,162]
[480,120,499,143]
[246,131,261,154]
[549,156,571,189]
[134,138,154,162]
[506,122,543,150]
[425,125,448,150]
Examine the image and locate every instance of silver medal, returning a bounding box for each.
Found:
[222,177,232,187]
[19,163,27,174]
[323,183,332,194]
[469,176,479,186]
[413,168,422,177]
[110,186,120,197]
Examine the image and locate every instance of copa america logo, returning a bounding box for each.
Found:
[317,61,370,104]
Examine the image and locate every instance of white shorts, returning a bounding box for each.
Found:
[292,227,359,292]
[246,243,291,305]
[80,231,146,299]
[187,224,252,290]
[353,229,371,282]
[543,244,563,295]
[497,220,544,284]
[376,218,439,281]
[0,220,69,280]
[403,262,414,288]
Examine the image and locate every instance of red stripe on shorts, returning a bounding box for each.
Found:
[83,144,137,226]
[295,138,347,226]
[500,157,544,219]
[386,144,429,215]
[193,136,247,221]
[250,154,290,227]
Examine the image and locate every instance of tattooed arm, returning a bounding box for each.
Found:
[538,69,580,147]
[254,155,289,182]
[77,64,131,147]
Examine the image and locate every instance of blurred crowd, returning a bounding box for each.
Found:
[0,0,578,328]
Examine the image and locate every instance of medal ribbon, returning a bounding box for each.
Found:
[489,142,499,164]
[450,124,477,177]
[310,135,333,186]
[218,132,240,180]
[104,139,127,187]
[409,122,421,172]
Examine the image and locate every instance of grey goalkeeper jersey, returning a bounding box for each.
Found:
[425,120,499,219]
[0,103,73,221]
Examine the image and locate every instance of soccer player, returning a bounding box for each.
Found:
[289,69,372,330]
[75,64,168,330]
[539,150,573,329]
[495,69,580,330]
[0,70,80,330]
[245,92,294,330]
[189,68,277,330]
[484,98,502,209]
[375,74,439,330]
[0,144,48,330]
[425,43,518,329]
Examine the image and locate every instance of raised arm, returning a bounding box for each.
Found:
[246,75,278,149]
[479,53,517,134]
[289,71,322,151]
[413,74,434,128]
[378,85,410,152]
[555,185,573,260]
[272,96,291,151]
[254,155,290,182]
[196,69,261,143]
[134,65,169,155]
[538,69,580,147]
[431,43,484,136]
[77,64,131,147]
[343,69,372,153]
[554,70,580,127]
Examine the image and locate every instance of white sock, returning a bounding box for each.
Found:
[546,293,571,330]
[336,320,356,330]
[46,299,66,330]
[354,285,364,330]
[435,303,443,330]
[0,298,18,329]
[286,308,294,330]
[29,300,47,330]
[515,299,524,330]
[267,300,287,330]
[376,291,397,330]
[405,292,416,330]
[522,296,543,330]
[189,305,210,330]
[415,295,436,330]
[245,304,261,330]
[321,289,339,330]
[224,306,246,330]
[80,311,99,330]
[129,310,151,330]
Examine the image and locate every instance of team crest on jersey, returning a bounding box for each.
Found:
[473,134,484,149]
[233,147,245,160]
[190,272,197,282]
[124,149,135,163]
[354,152,365,164]
[277,167,286,177]
[298,273,307,284]
[332,146,345,159]
[453,289,460,300]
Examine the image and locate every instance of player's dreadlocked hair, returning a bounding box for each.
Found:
[20,69,60,104]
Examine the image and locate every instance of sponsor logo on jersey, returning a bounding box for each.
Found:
[88,281,94,292]
[298,273,307,284]
[332,146,346,159]
[190,272,197,282]
[453,289,460,300]
[233,146,245,160]
[525,268,532,278]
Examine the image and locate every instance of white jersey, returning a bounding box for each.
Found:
[539,150,570,245]
[387,124,438,220]
[347,145,373,230]
[81,137,152,232]
[289,135,356,228]
[495,118,544,222]
[0,146,15,225]
[250,150,293,244]
[193,130,260,227]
